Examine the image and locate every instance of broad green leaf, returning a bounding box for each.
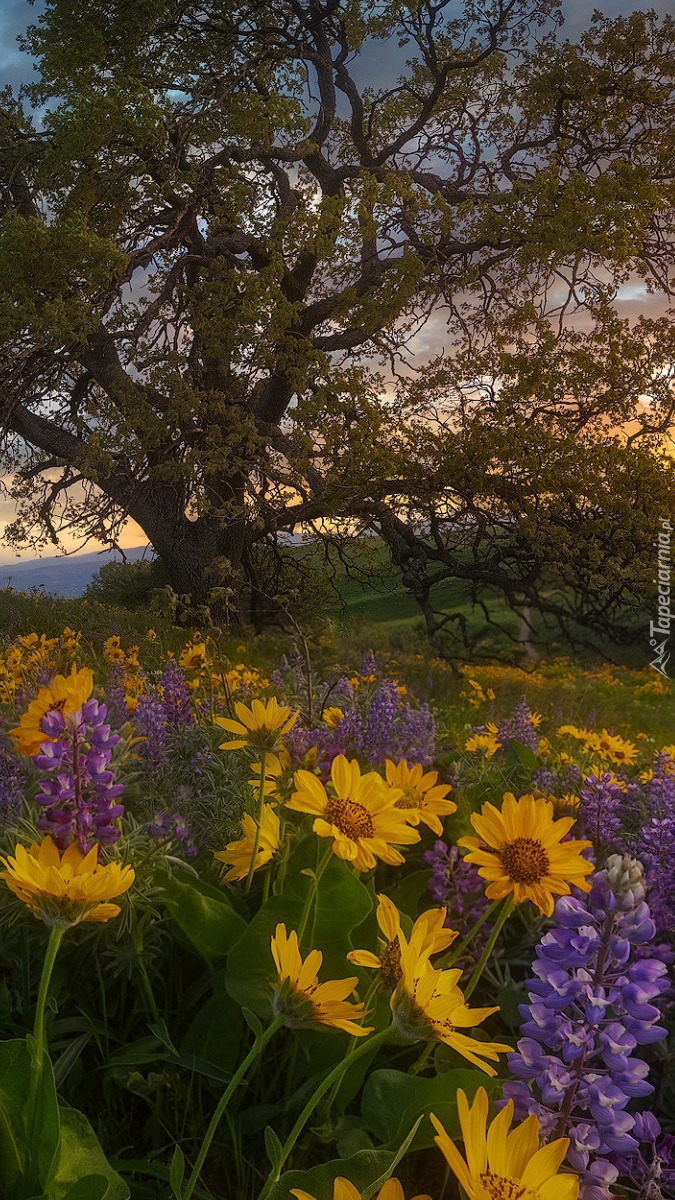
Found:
[226,855,371,1015]
[156,870,247,965]
[361,1068,501,1150]
[0,1039,60,1193]
[179,989,244,1073]
[50,1107,128,1200]
[266,1149,396,1200]
[59,1176,109,1200]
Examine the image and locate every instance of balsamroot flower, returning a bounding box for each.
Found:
[431,1088,579,1200]
[215,697,297,751]
[1,836,134,926]
[215,805,280,882]
[271,924,372,1036]
[292,1179,430,1200]
[383,759,456,835]
[288,755,420,871]
[390,933,510,1075]
[459,794,593,916]
[347,893,457,988]
[10,665,94,756]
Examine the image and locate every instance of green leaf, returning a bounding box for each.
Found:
[226,855,371,1015]
[156,870,247,965]
[50,1107,128,1200]
[0,1038,61,1192]
[264,1125,284,1172]
[266,1149,396,1200]
[508,741,539,773]
[361,1068,501,1150]
[169,1145,185,1199]
[59,1176,109,1200]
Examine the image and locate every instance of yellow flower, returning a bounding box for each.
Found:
[458,794,593,917]
[384,759,456,835]
[214,697,298,750]
[214,806,280,882]
[390,935,509,1075]
[179,641,207,672]
[292,1179,430,1200]
[322,706,345,728]
[271,924,372,1036]
[103,635,126,664]
[1,837,134,927]
[10,665,94,756]
[465,733,501,758]
[145,629,157,642]
[348,893,457,987]
[287,755,420,871]
[431,1088,579,1200]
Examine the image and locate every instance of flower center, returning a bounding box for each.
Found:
[394,787,419,811]
[379,937,402,987]
[498,837,550,884]
[324,797,374,840]
[479,1172,535,1200]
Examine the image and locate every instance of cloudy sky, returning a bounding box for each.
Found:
[0,0,671,563]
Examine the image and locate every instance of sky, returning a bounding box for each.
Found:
[0,0,672,563]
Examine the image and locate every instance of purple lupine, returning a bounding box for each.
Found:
[359,680,401,763]
[0,735,25,822]
[577,773,630,857]
[496,697,540,753]
[632,757,675,935]
[390,700,436,767]
[502,855,670,1200]
[147,809,198,859]
[360,649,379,677]
[33,699,124,853]
[133,692,167,776]
[160,659,194,730]
[423,840,492,962]
[105,663,129,727]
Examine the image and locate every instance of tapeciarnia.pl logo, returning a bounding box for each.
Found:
[650,517,672,677]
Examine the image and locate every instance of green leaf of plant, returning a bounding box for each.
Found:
[169,1145,185,1199]
[50,1106,128,1200]
[226,855,371,1015]
[264,1125,284,1171]
[265,1149,396,1200]
[59,1176,109,1200]
[361,1068,501,1150]
[156,869,247,965]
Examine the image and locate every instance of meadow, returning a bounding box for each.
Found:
[0,585,672,1200]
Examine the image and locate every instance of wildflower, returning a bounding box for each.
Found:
[33,698,125,852]
[103,635,126,664]
[503,855,669,1199]
[10,665,94,756]
[423,840,492,961]
[431,1088,579,1200]
[322,706,344,728]
[292,1180,430,1200]
[215,806,280,882]
[1,837,134,926]
[384,759,456,835]
[465,732,500,757]
[145,629,157,641]
[496,698,541,753]
[459,794,593,917]
[288,755,420,871]
[179,640,207,672]
[347,893,457,987]
[215,697,297,751]
[271,924,372,1035]
[160,658,194,729]
[390,935,510,1074]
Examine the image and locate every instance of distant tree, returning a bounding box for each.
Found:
[0,0,674,645]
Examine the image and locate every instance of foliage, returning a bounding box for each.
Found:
[0,2,673,642]
[0,608,672,1199]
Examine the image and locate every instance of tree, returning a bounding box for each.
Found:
[0,0,674,645]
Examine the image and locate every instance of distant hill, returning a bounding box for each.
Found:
[0,546,153,598]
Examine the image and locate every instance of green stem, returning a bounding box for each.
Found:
[441,898,502,968]
[296,843,333,948]
[33,924,65,1066]
[182,1015,284,1200]
[463,894,514,1001]
[321,977,380,1112]
[133,923,161,1024]
[259,1026,390,1199]
[245,749,268,895]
